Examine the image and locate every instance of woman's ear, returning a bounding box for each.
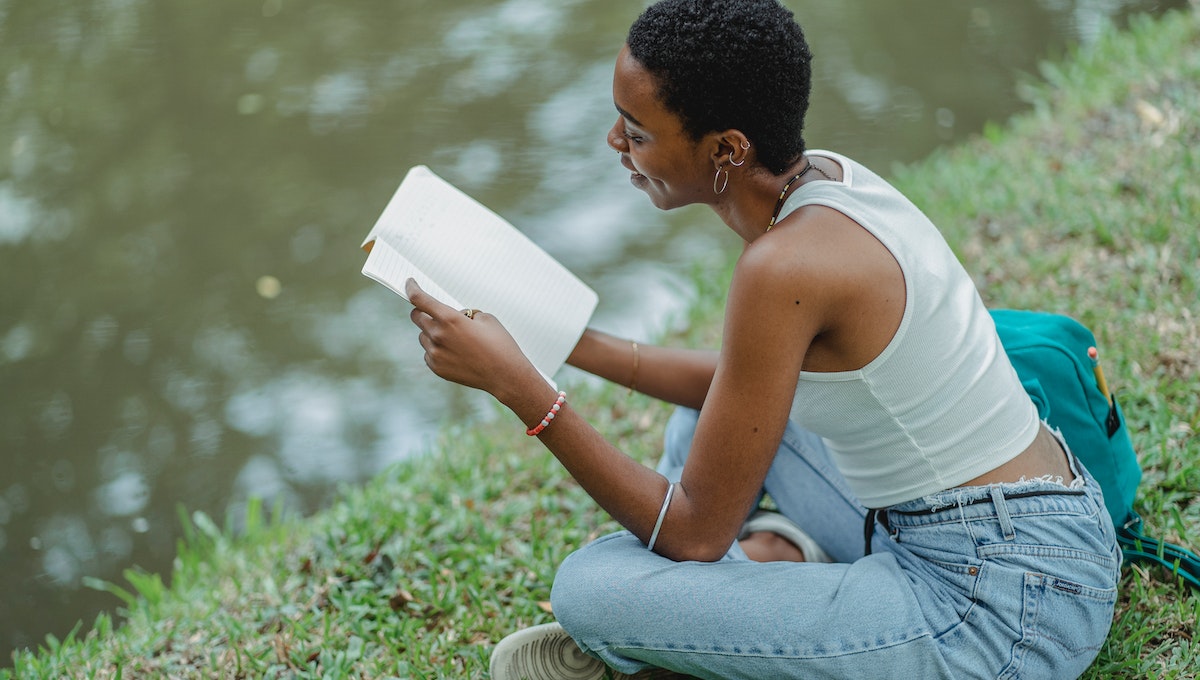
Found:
[710,130,753,168]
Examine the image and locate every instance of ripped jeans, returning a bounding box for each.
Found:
[550,408,1121,680]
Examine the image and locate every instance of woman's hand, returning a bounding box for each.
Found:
[405,278,541,399]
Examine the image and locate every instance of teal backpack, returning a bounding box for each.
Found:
[991,309,1199,591]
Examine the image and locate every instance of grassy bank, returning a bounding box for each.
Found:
[7,6,1199,679]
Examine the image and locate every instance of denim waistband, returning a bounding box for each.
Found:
[863,424,1099,554]
[887,483,1093,523]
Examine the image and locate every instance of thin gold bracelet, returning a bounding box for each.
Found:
[628,340,640,395]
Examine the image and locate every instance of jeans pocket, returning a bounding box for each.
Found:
[998,571,1117,679]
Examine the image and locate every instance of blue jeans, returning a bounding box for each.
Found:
[550,408,1121,679]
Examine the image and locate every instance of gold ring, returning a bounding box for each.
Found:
[462,308,480,319]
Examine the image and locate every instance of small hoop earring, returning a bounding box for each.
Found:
[740,140,751,150]
[713,165,729,194]
[729,152,745,167]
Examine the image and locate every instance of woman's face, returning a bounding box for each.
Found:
[607,46,716,211]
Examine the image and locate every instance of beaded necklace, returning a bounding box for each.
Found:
[766,157,835,231]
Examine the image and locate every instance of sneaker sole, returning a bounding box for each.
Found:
[490,622,623,680]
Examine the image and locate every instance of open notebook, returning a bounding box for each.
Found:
[360,165,598,386]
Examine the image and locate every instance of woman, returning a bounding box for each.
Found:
[406,1,1121,678]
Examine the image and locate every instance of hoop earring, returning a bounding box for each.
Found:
[729,152,745,167]
[740,140,751,150]
[713,165,729,194]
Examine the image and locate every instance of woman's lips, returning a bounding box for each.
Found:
[619,155,644,178]
[618,155,647,189]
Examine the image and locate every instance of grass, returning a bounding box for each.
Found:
[6,5,1200,679]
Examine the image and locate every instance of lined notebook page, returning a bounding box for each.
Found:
[361,240,463,310]
[361,166,597,380]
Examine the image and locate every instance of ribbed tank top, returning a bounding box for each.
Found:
[780,150,1040,508]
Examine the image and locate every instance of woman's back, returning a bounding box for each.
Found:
[777,150,1041,508]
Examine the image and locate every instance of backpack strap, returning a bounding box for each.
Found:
[1116,510,1200,591]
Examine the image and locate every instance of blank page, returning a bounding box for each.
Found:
[361,166,598,380]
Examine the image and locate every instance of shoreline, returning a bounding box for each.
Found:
[6,5,1199,678]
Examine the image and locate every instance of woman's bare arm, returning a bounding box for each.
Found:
[567,328,718,409]
[405,222,827,561]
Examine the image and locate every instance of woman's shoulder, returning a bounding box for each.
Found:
[736,205,904,312]
[746,203,881,272]
[732,214,844,305]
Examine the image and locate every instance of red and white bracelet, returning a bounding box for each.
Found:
[526,391,567,436]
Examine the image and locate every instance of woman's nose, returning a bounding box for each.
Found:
[607,118,627,153]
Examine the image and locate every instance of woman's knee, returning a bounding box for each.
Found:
[550,532,647,642]
[664,406,699,447]
[658,407,700,477]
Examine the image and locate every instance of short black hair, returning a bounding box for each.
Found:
[626,0,813,175]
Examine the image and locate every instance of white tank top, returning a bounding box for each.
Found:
[781,150,1040,508]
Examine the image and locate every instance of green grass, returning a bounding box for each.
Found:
[6,6,1199,679]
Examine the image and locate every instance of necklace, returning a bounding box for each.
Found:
[766,157,836,230]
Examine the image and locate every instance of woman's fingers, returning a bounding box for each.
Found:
[405,278,455,320]
[403,277,522,391]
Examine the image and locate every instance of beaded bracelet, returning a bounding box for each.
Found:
[526,391,567,436]
[646,482,676,551]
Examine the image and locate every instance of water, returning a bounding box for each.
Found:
[0,0,1184,659]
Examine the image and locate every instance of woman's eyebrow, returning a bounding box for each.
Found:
[615,103,643,127]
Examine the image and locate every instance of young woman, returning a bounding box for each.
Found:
[406,1,1121,678]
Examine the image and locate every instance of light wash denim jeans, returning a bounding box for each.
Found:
[550,408,1121,679]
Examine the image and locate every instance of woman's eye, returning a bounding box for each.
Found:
[623,129,644,144]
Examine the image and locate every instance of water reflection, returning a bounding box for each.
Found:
[0,0,1184,660]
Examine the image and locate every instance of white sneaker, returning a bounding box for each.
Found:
[490,623,695,679]
[490,622,624,680]
[739,510,833,563]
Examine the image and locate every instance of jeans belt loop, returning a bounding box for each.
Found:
[863,509,877,556]
[863,508,891,556]
[990,486,1016,540]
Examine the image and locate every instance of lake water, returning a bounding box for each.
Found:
[0,0,1184,659]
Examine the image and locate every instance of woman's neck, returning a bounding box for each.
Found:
[715,156,814,242]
